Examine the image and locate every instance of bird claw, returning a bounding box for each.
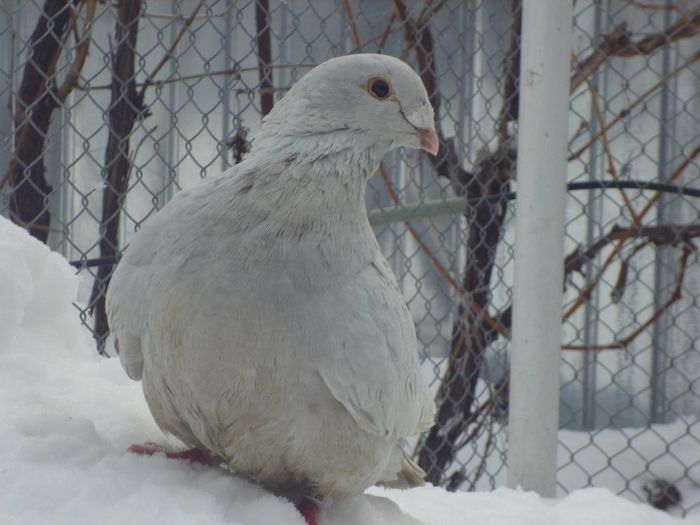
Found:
[127,442,211,464]
[297,498,320,525]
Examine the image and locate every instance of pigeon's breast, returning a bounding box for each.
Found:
[139,229,417,497]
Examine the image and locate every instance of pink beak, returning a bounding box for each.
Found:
[417,127,440,156]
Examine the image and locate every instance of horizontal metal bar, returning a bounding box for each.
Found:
[68,180,700,268]
[369,180,700,226]
[368,197,469,226]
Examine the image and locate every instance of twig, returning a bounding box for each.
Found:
[618,5,700,57]
[572,51,642,226]
[444,353,500,490]
[89,0,143,353]
[570,23,630,94]
[568,120,590,148]
[497,0,522,144]
[569,50,700,162]
[8,219,63,234]
[138,0,205,99]
[637,142,700,219]
[564,147,700,322]
[564,223,700,277]
[68,0,83,43]
[416,0,449,27]
[571,6,700,92]
[610,240,647,303]
[341,0,362,49]
[126,125,159,189]
[490,222,700,350]
[4,0,74,241]
[390,0,437,104]
[368,2,506,337]
[377,167,507,338]
[401,0,516,486]
[76,64,318,91]
[620,0,678,9]
[564,243,693,350]
[390,0,474,190]
[141,9,230,20]
[57,0,97,101]
[377,12,395,51]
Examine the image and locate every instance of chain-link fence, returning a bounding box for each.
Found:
[2,0,699,517]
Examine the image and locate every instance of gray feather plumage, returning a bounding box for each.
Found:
[107,54,436,499]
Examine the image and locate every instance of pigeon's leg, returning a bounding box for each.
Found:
[296,498,319,525]
[127,442,212,464]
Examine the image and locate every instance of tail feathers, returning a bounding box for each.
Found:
[378,450,426,489]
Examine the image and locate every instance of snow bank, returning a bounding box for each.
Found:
[0,216,693,524]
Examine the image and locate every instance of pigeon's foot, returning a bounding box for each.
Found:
[297,498,320,525]
[127,442,212,464]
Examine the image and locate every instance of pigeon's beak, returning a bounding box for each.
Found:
[406,104,439,156]
[417,127,439,156]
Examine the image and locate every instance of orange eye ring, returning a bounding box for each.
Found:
[368,76,393,100]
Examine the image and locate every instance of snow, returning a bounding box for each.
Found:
[0,215,696,525]
[558,418,700,513]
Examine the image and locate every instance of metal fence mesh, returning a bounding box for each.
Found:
[2,0,699,517]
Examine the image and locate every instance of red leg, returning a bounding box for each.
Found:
[297,498,320,525]
[127,442,211,464]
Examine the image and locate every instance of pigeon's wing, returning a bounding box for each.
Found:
[106,167,260,381]
[106,225,161,380]
[319,255,435,439]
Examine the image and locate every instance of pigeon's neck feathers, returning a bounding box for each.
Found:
[243,142,372,221]
[219,134,382,252]
[234,97,392,240]
[250,124,386,171]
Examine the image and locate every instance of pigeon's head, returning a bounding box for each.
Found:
[256,54,438,157]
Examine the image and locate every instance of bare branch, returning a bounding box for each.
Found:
[620,0,678,10]
[391,0,474,190]
[570,23,630,93]
[138,0,205,99]
[89,0,143,352]
[610,241,647,303]
[341,0,362,49]
[618,5,700,56]
[57,0,97,102]
[564,243,694,351]
[565,223,700,277]
[569,50,700,162]
[377,12,395,51]
[571,6,700,92]
[76,63,317,92]
[396,0,517,485]
[4,0,73,242]
[571,51,642,226]
[564,147,700,322]
[497,0,522,144]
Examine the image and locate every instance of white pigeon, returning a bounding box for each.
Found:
[106,53,438,524]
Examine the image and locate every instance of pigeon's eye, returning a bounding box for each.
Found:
[368,77,392,100]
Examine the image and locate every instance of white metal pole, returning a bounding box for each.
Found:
[507,0,572,497]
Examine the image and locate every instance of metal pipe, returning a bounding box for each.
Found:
[507,0,572,497]
[650,2,677,425]
[581,0,605,432]
[367,181,700,226]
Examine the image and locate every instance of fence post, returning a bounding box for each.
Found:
[507,0,572,497]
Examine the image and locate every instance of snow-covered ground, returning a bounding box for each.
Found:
[1,215,696,525]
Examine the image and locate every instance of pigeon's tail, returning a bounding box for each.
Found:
[378,446,426,489]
